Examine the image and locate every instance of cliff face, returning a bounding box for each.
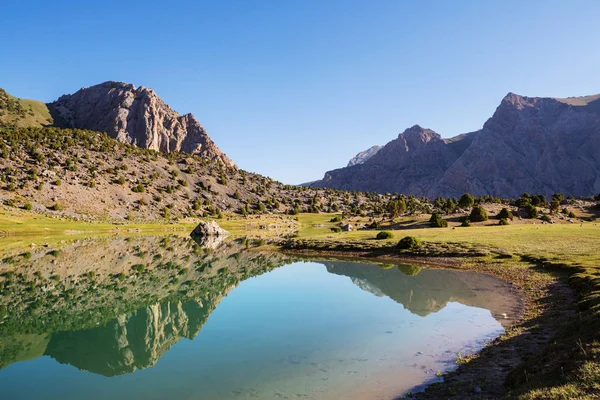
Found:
[314,93,600,197]
[48,81,234,167]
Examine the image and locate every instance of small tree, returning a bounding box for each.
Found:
[376,231,394,240]
[429,213,448,228]
[458,193,475,209]
[469,206,488,222]
[522,204,538,219]
[498,207,513,220]
[397,236,421,250]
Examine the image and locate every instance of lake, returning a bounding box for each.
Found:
[0,236,520,399]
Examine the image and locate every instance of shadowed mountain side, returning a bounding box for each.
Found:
[314,92,600,197]
[322,261,520,326]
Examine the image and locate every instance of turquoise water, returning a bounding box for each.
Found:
[0,241,519,400]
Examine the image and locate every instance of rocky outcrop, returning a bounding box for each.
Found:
[191,220,229,240]
[347,145,382,167]
[313,93,600,197]
[48,81,234,167]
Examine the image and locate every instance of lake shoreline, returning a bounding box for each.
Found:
[275,242,579,399]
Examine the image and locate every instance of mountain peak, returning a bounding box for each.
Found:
[49,82,234,167]
[400,125,441,143]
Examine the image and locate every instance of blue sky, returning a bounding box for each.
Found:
[2,1,599,184]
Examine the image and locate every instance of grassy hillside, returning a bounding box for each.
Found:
[0,88,52,127]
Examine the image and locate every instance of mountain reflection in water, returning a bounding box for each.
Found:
[0,236,519,380]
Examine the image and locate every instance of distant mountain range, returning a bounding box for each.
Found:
[312,93,600,197]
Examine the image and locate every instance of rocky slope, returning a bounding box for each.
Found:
[47,81,234,167]
[0,126,390,220]
[314,93,600,197]
[347,145,382,167]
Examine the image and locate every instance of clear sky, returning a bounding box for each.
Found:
[2,1,599,184]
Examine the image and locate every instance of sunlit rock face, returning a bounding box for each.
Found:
[347,145,382,167]
[48,81,234,167]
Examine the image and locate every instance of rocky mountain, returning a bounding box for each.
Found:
[313,93,600,198]
[48,81,234,167]
[347,145,382,167]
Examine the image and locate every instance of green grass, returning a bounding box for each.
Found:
[0,208,197,253]
[295,213,600,268]
[0,90,53,127]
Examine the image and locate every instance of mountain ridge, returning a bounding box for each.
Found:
[313,92,600,197]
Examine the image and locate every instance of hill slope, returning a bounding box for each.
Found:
[314,93,600,197]
[0,125,390,221]
[0,88,53,127]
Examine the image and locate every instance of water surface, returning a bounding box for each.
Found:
[0,236,519,399]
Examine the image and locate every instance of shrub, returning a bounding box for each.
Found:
[131,264,146,273]
[540,214,552,223]
[48,203,62,211]
[397,236,421,250]
[368,220,382,229]
[330,215,343,223]
[376,231,394,240]
[498,218,509,225]
[429,213,448,228]
[498,207,514,220]
[469,206,488,222]
[22,203,33,210]
[458,193,475,209]
[461,219,471,227]
[568,211,576,218]
[522,204,538,219]
[330,227,342,233]
[132,184,145,193]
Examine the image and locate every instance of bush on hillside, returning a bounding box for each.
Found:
[458,193,475,209]
[397,236,421,250]
[499,218,509,225]
[330,215,343,223]
[522,204,538,219]
[376,231,394,240]
[429,213,448,228]
[498,207,514,220]
[469,206,488,222]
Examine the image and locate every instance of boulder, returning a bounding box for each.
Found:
[191,220,229,238]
